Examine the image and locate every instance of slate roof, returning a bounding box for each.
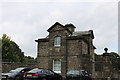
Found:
[72,31,90,36]
[71,30,94,39]
[36,22,95,46]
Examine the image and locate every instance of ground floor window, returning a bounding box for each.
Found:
[53,59,61,73]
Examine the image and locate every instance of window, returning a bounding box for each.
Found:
[53,59,61,73]
[54,37,61,46]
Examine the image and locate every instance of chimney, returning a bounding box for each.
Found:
[65,24,76,33]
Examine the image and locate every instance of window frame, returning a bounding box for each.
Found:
[53,59,61,73]
[54,36,61,47]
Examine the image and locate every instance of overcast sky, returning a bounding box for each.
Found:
[0,0,118,58]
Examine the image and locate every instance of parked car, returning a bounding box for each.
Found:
[2,67,31,80]
[65,70,92,80]
[23,68,62,80]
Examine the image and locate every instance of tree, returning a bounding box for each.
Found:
[109,52,120,71]
[95,52,120,71]
[24,56,37,64]
[2,34,24,62]
[95,53,103,61]
[0,37,2,59]
[95,53,103,71]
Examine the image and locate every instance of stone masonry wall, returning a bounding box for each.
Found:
[2,62,38,73]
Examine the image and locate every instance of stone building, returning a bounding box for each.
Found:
[35,22,96,76]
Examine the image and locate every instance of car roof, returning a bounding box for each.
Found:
[68,70,86,71]
[12,67,31,71]
[27,68,47,73]
[14,67,29,69]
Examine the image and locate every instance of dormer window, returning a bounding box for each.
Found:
[54,37,61,47]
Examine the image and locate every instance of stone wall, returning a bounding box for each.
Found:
[94,71,120,80]
[2,62,38,73]
[2,62,120,80]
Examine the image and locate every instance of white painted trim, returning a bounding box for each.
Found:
[53,59,61,73]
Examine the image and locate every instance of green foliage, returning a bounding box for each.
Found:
[0,37,2,59]
[95,53,103,71]
[2,34,24,62]
[1,34,37,63]
[24,56,37,64]
[109,52,120,71]
[95,52,120,71]
[95,53,103,61]
[0,38,2,48]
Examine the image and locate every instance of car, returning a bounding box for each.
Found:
[2,67,31,80]
[65,70,92,80]
[23,68,63,80]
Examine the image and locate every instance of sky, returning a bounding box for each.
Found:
[0,0,119,58]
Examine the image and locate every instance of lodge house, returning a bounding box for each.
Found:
[35,22,96,76]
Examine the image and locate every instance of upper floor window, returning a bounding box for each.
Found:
[54,37,61,47]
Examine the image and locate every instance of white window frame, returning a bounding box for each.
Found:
[54,37,61,47]
[53,59,61,73]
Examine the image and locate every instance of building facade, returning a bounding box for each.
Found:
[35,22,96,76]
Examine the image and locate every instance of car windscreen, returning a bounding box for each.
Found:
[10,68,25,73]
[67,70,82,75]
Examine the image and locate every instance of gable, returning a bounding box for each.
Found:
[47,22,72,33]
[47,22,64,32]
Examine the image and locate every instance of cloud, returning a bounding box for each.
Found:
[0,2,118,57]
